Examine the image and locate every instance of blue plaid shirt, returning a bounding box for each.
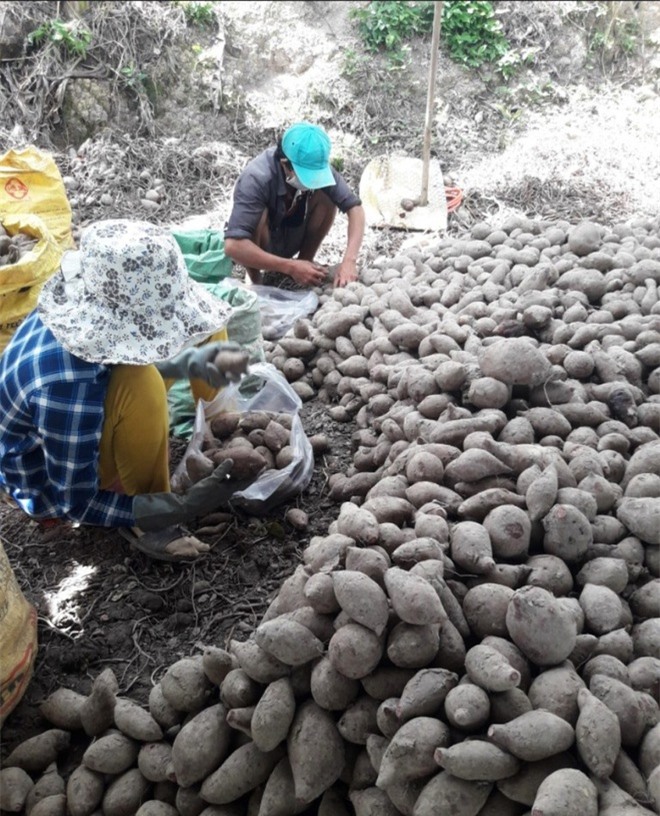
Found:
[0,310,136,527]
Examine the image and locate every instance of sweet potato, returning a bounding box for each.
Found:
[25,763,65,815]
[230,637,290,684]
[171,703,232,788]
[531,768,598,816]
[3,729,70,773]
[66,765,105,816]
[383,567,445,625]
[101,768,150,816]
[28,794,66,816]
[332,570,389,635]
[387,622,441,669]
[80,667,118,736]
[137,742,172,783]
[575,687,621,778]
[161,656,212,713]
[376,716,451,788]
[220,668,262,709]
[82,731,139,775]
[465,644,521,692]
[345,546,390,587]
[113,698,163,742]
[487,710,575,762]
[489,688,533,725]
[0,767,34,812]
[413,771,492,816]
[462,583,513,639]
[527,663,585,726]
[495,753,577,807]
[434,741,520,781]
[396,668,458,722]
[483,504,531,559]
[303,573,340,615]
[444,683,491,732]
[200,742,285,805]
[310,655,360,710]
[255,618,324,666]
[506,586,578,666]
[541,504,593,563]
[39,688,86,731]
[525,554,574,596]
[360,666,416,701]
[251,677,296,752]
[328,622,384,680]
[348,788,400,816]
[287,700,345,806]
[589,673,652,748]
[335,505,380,546]
[579,583,624,635]
[258,757,300,816]
[337,695,380,745]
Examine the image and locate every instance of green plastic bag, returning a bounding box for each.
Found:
[171,228,233,283]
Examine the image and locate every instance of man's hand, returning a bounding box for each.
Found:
[286,259,328,287]
[334,259,358,288]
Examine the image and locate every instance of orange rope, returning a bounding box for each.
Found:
[446,186,463,212]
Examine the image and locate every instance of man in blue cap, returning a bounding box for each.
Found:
[224,122,365,289]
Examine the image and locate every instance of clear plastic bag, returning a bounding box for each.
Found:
[172,363,314,516]
[250,285,319,340]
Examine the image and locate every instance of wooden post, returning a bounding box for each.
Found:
[418,1,443,207]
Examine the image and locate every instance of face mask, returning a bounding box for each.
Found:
[285,170,309,192]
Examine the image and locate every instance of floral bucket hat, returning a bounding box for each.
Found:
[38,219,233,365]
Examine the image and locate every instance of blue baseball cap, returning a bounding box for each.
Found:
[281,122,336,189]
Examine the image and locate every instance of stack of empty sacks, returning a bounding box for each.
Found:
[2,214,660,816]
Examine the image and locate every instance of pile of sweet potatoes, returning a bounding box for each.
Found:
[2,214,660,816]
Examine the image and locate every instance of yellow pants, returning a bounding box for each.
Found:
[98,330,227,496]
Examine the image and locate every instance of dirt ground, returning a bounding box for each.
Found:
[1,0,660,757]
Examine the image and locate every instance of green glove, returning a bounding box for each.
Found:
[155,341,249,388]
[133,460,234,531]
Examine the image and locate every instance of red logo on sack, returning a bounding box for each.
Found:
[5,178,29,199]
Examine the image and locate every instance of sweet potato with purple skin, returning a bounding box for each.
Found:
[0,767,34,813]
[396,668,458,722]
[575,687,621,778]
[251,677,296,753]
[487,710,575,762]
[382,566,445,626]
[376,716,451,787]
[413,771,492,816]
[332,570,389,635]
[434,741,520,781]
[465,644,521,692]
[3,729,70,774]
[531,768,597,816]
[171,703,232,788]
[200,742,286,805]
[287,701,345,806]
[444,683,491,732]
[505,586,577,666]
[328,622,384,680]
[450,521,496,575]
[255,618,324,666]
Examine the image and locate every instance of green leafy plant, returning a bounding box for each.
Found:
[349,1,435,66]
[589,15,639,59]
[120,64,148,88]
[28,18,92,57]
[350,1,514,74]
[441,1,510,68]
[174,1,216,28]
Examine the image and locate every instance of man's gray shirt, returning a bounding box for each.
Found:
[224,146,361,241]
